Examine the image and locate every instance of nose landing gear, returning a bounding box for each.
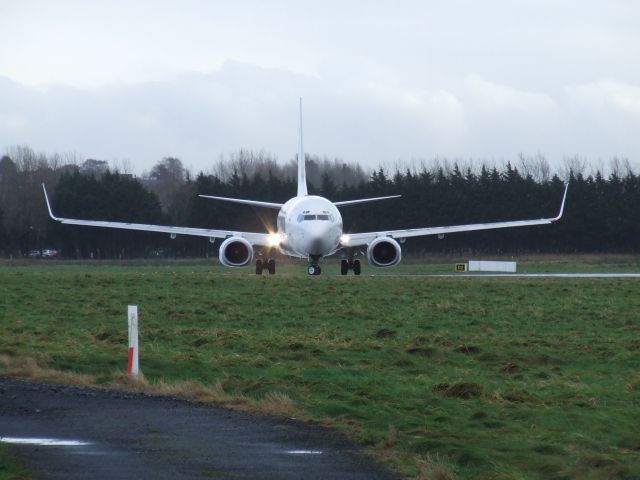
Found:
[307,255,322,276]
[307,264,321,275]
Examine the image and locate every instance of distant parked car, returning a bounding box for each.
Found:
[41,249,59,258]
[27,249,41,258]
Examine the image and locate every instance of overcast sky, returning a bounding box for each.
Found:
[1,0,639,174]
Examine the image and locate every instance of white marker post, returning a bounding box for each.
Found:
[127,305,139,377]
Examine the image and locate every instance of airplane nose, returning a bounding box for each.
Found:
[309,237,324,255]
[303,222,335,255]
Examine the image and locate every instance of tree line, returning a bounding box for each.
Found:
[1,146,638,259]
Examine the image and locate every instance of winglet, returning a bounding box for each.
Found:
[42,184,59,221]
[552,183,569,222]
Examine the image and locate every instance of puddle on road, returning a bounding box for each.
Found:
[0,437,91,447]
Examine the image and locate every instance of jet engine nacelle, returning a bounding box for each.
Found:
[219,237,253,267]
[367,237,402,267]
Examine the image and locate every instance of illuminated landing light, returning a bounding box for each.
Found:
[0,437,91,446]
[286,450,323,455]
[340,234,350,245]
[268,233,283,247]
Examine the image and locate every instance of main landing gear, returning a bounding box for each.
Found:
[340,258,361,276]
[255,258,276,275]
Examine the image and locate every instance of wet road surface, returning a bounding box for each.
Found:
[0,377,400,479]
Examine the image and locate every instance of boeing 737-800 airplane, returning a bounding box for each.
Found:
[43,100,568,275]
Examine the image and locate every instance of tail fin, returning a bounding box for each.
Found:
[297,97,308,197]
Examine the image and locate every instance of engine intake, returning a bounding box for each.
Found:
[367,237,402,267]
[219,237,253,267]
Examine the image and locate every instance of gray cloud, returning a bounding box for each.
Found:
[1,61,639,173]
[1,1,639,173]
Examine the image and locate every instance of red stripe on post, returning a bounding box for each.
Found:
[127,346,134,374]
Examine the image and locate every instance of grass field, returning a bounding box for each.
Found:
[0,444,28,480]
[1,259,640,479]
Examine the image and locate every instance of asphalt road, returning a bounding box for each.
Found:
[374,272,640,278]
[0,377,400,479]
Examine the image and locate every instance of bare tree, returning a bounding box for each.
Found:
[518,152,551,182]
[81,159,109,176]
[560,155,588,180]
[144,157,186,215]
[211,149,367,189]
[610,156,634,178]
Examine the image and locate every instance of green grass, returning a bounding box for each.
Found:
[1,260,640,479]
[0,445,29,480]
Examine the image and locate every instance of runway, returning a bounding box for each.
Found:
[374,272,640,278]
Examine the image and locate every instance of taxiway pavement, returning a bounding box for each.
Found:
[0,377,399,480]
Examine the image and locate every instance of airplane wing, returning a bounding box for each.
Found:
[198,194,283,209]
[343,184,568,247]
[42,185,273,246]
[333,195,401,207]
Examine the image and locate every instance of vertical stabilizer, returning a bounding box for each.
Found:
[297,97,308,197]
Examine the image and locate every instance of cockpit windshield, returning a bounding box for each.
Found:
[298,213,333,222]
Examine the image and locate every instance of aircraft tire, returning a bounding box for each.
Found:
[256,259,263,275]
[307,265,321,275]
[340,260,349,275]
[353,259,361,276]
[267,258,276,275]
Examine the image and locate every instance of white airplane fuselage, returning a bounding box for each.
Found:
[276,195,343,259]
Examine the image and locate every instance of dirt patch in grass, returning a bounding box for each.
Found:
[415,454,457,480]
[574,454,628,478]
[287,342,306,351]
[453,344,480,354]
[533,444,563,455]
[499,362,521,373]
[0,354,297,417]
[375,328,396,338]
[503,390,534,403]
[192,338,208,348]
[0,354,95,386]
[432,382,482,399]
[92,329,126,344]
